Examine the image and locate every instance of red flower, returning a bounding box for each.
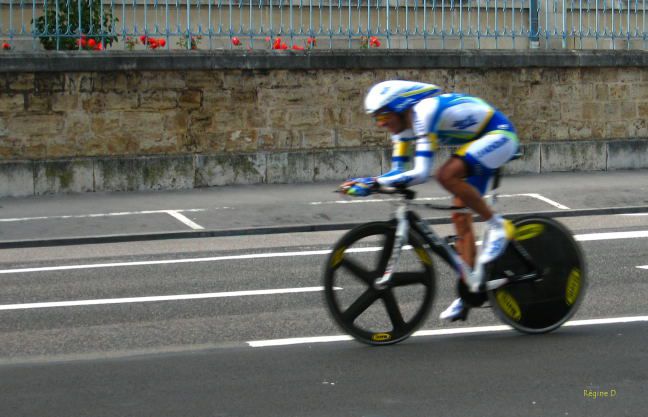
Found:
[94,43,104,51]
[292,44,305,50]
[87,38,96,48]
[307,37,317,47]
[149,39,158,49]
[231,37,241,46]
[265,36,271,43]
[280,42,288,50]
[272,37,282,49]
[158,38,166,47]
[139,35,147,43]
[2,42,10,50]
[369,36,381,47]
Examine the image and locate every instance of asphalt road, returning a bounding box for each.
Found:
[0,171,646,416]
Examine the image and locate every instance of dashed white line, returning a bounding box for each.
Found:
[0,230,646,275]
[247,315,648,347]
[0,287,331,311]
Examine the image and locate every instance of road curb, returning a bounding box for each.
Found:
[1,205,647,249]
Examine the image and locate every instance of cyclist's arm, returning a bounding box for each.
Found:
[377,133,435,187]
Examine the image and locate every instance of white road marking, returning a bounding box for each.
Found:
[0,208,209,222]
[247,315,648,347]
[497,193,571,210]
[638,265,648,270]
[576,231,648,241]
[310,193,570,210]
[0,287,332,311]
[621,213,648,216]
[0,230,646,275]
[165,210,204,230]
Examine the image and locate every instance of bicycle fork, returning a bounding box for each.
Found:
[374,204,408,290]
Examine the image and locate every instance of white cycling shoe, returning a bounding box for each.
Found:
[439,298,468,322]
[466,215,515,293]
[479,215,515,265]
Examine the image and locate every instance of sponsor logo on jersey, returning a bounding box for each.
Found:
[475,136,508,158]
[452,115,479,130]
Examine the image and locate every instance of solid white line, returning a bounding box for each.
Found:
[165,210,205,230]
[621,213,648,216]
[638,266,648,270]
[247,315,648,347]
[0,287,328,311]
[0,230,646,275]
[0,209,209,222]
[576,230,648,241]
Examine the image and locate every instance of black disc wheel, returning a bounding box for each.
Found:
[487,216,586,333]
[323,221,436,345]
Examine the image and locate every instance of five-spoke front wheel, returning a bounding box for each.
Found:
[323,221,436,345]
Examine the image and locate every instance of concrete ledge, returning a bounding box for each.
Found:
[0,161,34,197]
[608,140,648,170]
[3,50,648,73]
[34,159,94,195]
[0,139,645,196]
[541,141,607,172]
[95,156,195,192]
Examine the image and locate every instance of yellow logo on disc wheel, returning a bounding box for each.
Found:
[514,224,545,241]
[372,333,392,342]
[415,247,432,265]
[331,247,346,267]
[566,268,581,306]
[496,290,522,321]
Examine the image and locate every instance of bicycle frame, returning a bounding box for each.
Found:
[374,192,541,293]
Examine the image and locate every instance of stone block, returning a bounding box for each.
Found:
[195,154,266,186]
[607,140,648,170]
[540,141,607,172]
[95,156,194,192]
[34,159,94,194]
[0,161,34,197]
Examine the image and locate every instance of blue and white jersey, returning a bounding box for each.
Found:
[377,93,517,188]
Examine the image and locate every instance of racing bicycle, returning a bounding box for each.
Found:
[322,179,586,345]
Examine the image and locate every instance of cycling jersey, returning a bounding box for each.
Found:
[376,93,519,194]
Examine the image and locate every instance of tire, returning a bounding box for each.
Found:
[323,221,436,345]
[487,215,586,334]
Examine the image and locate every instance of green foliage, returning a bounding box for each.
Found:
[32,0,118,50]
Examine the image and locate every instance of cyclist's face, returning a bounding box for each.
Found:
[374,111,405,134]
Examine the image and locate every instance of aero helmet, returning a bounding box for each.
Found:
[364,80,442,115]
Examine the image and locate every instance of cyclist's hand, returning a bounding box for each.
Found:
[339,177,377,197]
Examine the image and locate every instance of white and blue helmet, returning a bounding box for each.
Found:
[364,80,442,115]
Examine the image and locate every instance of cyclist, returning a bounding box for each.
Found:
[340,80,519,322]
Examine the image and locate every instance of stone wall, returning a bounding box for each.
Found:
[1,50,648,196]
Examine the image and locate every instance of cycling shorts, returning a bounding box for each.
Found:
[453,113,519,195]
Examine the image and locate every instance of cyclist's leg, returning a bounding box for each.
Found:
[437,157,494,221]
[451,202,475,268]
[441,128,519,318]
[459,130,519,290]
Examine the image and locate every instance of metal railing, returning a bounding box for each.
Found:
[1,0,647,50]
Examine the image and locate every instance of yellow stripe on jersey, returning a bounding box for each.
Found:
[455,142,472,156]
[393,141,411,157]
[428,133,439,151]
